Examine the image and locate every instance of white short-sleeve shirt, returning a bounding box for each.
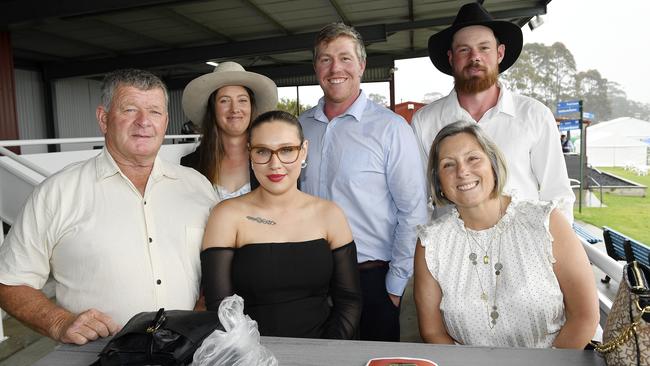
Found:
[417,198,566,348]
[0,148,217,325]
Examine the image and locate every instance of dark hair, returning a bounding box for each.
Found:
[101,69,168,111]
[428,121,508,206]
[248,110,304,144]
[195,86,256,184]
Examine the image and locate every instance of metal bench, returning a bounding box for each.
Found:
[572,223,602,244]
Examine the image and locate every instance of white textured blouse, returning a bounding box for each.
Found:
[417,198,565,348]
[215,182,251,201]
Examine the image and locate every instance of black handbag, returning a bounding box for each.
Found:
[91,308,223,366]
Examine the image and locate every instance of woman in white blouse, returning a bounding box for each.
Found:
[414,120,598,349]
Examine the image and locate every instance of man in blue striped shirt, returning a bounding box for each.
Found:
[299,22,428,341]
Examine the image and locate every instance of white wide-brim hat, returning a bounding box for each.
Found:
[182,61,278,125]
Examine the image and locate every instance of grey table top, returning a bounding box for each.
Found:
[33,336,605,366]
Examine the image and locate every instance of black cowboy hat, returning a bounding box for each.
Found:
[427,2,523,76]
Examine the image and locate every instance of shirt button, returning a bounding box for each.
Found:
[156,279,161,285]
[144,200,147,205]
[149,237,153,243]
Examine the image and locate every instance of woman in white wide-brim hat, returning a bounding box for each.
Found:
[181,61,278,200]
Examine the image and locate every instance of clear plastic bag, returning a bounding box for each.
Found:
[191,294,278,366]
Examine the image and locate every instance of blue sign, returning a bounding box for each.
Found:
[557,100,581,115]
[557,100,580,108]
[559,119,580,131]
[583,112,595,120]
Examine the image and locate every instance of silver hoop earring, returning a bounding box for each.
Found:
[300,160,307,168]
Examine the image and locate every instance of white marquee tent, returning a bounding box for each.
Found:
[583,117,650,167]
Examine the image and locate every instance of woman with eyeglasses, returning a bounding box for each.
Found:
[200,110,362,339]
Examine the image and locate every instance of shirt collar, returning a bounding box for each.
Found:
[313,90,367,123]
[95,147,178,181]
[494,83,516,117]
[441,82,516,122]
[440,88,470,122]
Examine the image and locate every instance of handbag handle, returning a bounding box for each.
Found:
[592,302,650,353]
[146,308,167,361]
[147,308,167,334]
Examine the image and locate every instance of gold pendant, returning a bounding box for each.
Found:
[483,255,489,264]
[480,292,488,301]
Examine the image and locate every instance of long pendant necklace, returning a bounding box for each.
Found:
[467,229,503,328]
[464,199,505,328]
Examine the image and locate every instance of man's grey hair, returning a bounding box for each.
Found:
[100,69,168,111]
[313,22,367,63]
[427,120,508,207]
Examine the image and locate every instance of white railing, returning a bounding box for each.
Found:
[581,240,625,283]
[0,146,50,178]
[0,135,200,148]
[0,135,200,178]
[580,237,623,327]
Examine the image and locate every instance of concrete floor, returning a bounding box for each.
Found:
[0,316,57,366]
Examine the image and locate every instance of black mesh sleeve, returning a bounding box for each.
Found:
[322,241,363,339]
[200,247,235,311]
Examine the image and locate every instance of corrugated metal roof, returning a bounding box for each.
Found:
[3,0,551,83]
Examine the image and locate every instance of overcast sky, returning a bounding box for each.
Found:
[280,0,650,108]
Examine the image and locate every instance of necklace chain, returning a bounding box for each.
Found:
[464,198,505,329]
[467,230,492,265]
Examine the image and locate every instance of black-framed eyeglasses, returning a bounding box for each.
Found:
[249,144,303,164]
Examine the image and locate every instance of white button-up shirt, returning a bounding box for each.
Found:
[411,86,575,222]
[0,148,217,325]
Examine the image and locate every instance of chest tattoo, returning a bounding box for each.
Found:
[245,215,277,225]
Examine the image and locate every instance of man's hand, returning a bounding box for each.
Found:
[388,293,401,307]
[50,309,121,345]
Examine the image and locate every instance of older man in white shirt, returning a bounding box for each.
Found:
[0,69,217,345]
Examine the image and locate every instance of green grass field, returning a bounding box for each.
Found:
[574,167,650,245]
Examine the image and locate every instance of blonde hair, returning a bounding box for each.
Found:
[313,22,366,63]
[427,121,508,206]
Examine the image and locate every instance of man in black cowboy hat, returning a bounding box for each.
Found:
[411,2,574,221]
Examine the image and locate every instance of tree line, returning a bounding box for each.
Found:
[500,42,650,122]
